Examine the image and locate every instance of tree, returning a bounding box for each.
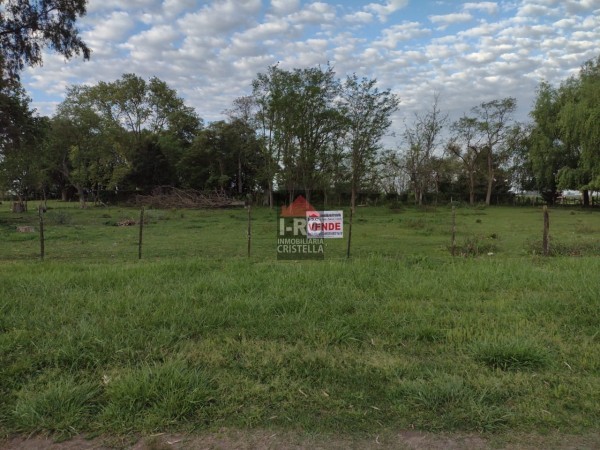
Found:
[471,98,517,205]
[342,74,399,211]
[528,56,600,206]
[377,149,407,196]
[401,94,445,206]
[0,81,47,206]
[0,0,90,80]
[528,82,569,203]
[252,64,343,204]
[52,74,202,195]
[51,87,113,206]
[556,56,600,205]
[448,116,483,205]
[225,96,259,195]
[178,120,263,195]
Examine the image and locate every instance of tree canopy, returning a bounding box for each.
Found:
[0,0,90,80]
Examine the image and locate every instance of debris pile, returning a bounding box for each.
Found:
[134,186,243,209]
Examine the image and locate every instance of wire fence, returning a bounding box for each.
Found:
[1,201,600,263]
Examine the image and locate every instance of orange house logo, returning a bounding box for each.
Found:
[280,195,318,217]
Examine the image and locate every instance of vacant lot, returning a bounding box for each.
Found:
[0,203,598,447]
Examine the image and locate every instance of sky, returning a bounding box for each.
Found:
[21,0,600,141]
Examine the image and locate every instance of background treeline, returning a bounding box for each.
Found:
[1,56,599,208]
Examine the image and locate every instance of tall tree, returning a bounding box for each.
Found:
[342,74,399,211]
[0,80,46,206]
[528,82,569,203]
[54,74,201,194]
[51,87,113,206]
[471,98,517,205]
[448,116,483,205]
[252,64,343,203]
[401,94,445,206]
[556,56,600,205]
[0,0,90,80]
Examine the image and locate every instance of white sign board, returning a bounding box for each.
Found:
[306,210,343,238]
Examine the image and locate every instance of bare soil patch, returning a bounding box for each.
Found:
[2,430,599,450]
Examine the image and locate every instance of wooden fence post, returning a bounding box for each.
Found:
[38,205,45,260]
[346,207,353,259]
[247,203,252,258]
[138,207,144,260]
[451,205,456,257]
[543,205,550,256]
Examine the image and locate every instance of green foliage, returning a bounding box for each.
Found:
[529,55,600,203]
[0,0,89,80]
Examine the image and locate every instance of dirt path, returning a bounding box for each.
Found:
[2,430,599,450]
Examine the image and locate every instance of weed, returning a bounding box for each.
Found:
[11,376,100,438]
[46,210,72,225]
[453,235,497,256]
[471,338,551,371]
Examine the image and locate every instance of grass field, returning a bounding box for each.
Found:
[0,202,599,443]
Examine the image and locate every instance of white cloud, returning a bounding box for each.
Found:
[365,0,409,21]
[344,11,375,24]
[462,2,499,15]
[374,22,431,48]
[270,0,301,16]
[20,0,600,137]
[288,2,337,25]
[429,13,474,29]
[178,0,261,36]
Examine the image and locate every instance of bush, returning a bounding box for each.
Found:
[46,210,73,225]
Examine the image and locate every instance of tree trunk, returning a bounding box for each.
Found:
[76,185,86,209]
[469,172,475,206]
[267,180,273,208]
[583,189,590,207]
[238,155,243,195]
[485,152,493,206]
[61,188,68,202]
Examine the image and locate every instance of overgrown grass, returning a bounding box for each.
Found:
[0,256,598,438]
[0,203,599,438]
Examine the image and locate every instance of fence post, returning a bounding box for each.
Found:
[138,207,144,260]
[247,202,252,258]
[346,207,353,259]
[543,205,550,256]
[451,205,456,257]
[38,204,45,260]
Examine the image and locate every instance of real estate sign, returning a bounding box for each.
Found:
[276,196,343,260]
[306,210,343,239]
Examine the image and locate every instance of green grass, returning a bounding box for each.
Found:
[0,202,599,438]
[2,201,600,261]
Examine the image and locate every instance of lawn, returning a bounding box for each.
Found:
[0,202,598,444]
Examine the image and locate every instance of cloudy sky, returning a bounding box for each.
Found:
[22,0,600,138]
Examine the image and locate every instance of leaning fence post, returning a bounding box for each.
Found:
[543,205,550,256]
[138,207,145,260]
[38,204,45,260]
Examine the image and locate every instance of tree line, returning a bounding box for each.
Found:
[1,2,598,208]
